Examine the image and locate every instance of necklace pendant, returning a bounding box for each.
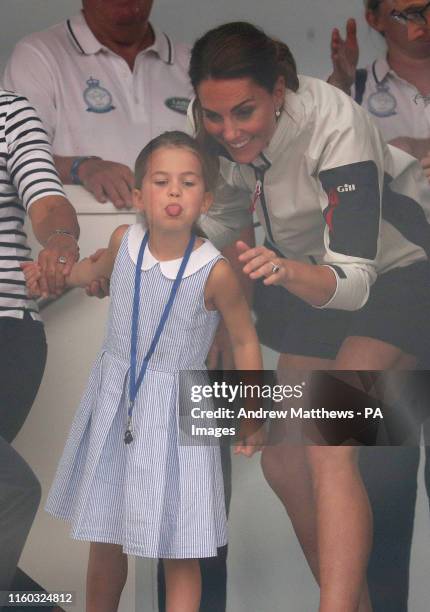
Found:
[124,416,133,445]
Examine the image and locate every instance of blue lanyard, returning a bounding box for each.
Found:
[124,231,196,444]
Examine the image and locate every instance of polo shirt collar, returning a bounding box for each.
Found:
[66,12,174,64]
[146,27,174,65]
[66,12,104,55]
[373,57,391,84]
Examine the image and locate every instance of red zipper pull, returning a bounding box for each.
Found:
[250,179,262,213]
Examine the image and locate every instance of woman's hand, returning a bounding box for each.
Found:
[37,234,79,298]
[328,18,359,94]
[236,241,289,287]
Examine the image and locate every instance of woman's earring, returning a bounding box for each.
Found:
[275,108,281,118]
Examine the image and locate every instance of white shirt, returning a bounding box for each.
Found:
[198,76,430,311]
[355,57,430,143]
[0,91,65,320]
[3,12,192,168]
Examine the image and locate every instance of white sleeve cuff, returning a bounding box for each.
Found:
[313,265,372,311]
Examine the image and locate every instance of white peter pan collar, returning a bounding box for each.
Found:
[127,223,221,279]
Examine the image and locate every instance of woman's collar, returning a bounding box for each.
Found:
[261,86,304,163]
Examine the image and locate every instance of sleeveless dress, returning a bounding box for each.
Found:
[46,224,228,559]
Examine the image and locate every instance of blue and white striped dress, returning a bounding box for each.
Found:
[46,224,228,558]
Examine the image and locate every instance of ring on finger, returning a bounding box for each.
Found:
[270,261,280,274]
[57,255,68,264]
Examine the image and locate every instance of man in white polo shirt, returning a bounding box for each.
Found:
[3,0,192,209]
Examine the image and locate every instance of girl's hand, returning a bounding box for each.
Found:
[234,423,266,457]
[21,261,43,298]
[84,248,110,298]
[236,241,288,287]
[37,234,79,297]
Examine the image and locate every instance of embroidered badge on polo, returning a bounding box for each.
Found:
[164,97,191,115]
[83,77,115,113]
[368,86,397,118]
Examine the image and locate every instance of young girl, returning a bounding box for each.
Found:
[24,131,263,612]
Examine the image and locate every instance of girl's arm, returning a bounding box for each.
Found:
[22,224,129,296]
[205,259,263,371]
[206,260,265,457]
[65,224,129,288]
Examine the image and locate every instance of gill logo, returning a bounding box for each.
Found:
[337,184,356,192]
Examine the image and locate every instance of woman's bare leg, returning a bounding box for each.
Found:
[86,542,127,612]
[263,353,373,611]
[306,444,372,612]
[335,336,417,371]
[262,354,332,582]
[317,336,416,611]
[163,559,201,612]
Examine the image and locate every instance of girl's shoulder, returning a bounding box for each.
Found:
[204,256,234,294]
[108,224,130,258]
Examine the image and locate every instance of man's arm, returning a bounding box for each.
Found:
[4,39,135,209]
[54,155,134,208]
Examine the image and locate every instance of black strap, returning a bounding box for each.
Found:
[354,68,368,106]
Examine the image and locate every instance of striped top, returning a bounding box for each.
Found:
[0,90,65,320]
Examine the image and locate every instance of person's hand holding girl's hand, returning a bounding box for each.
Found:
[21,261,43,298]
[328,18,359,94]
[236,241,289,287]
[37,233,79,298]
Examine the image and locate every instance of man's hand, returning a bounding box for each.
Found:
[328,18,359,94]
[78,159,134,209]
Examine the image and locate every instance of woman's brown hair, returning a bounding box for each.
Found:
[189,22,299,153]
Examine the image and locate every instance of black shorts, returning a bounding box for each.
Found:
[254,260,430,361]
